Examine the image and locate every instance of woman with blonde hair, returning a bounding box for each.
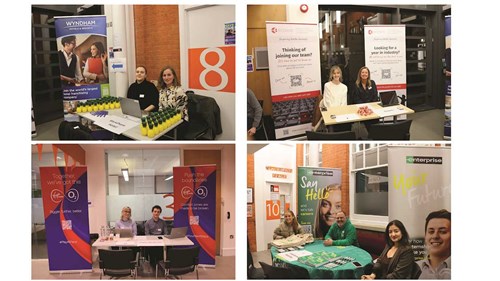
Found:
[115,206,137,236]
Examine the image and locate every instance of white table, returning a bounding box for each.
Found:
[92,235,194,261]
[74,109,182,140]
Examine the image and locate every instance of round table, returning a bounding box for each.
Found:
[271,240,373,279]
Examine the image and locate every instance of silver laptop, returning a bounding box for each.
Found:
[165,226,188,239]
[114,228,134,238]
[378,91,400,107]
[120,97,149,119]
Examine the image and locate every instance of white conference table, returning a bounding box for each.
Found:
[92,235,194,261]
[74,109,182,140]
[321,102,415,126]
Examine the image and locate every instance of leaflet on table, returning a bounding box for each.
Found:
[92,115,139,135]
[335,114,359,122]
[372,106,405,117]
[298,251,338,268]
[276,250,313,262]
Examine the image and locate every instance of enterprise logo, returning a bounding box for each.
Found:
[406,156,443,164]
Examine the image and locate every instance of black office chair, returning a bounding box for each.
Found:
[248,238,265,279]
[156,245,200,279]
[305,130,356,140]
[367,119,412,140]
[259,261,295,279]
[58,121,94,140]
[98,249,139,279]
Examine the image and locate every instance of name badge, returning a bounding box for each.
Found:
[140,94,145,98]
[368,86,372,90]
[157,228,161,232]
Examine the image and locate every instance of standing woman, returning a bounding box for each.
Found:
[157,66,189,138]
[83,41,108,83]
[127,66,159,112]
[352,66,378,104]
[273,210,304,240]
[361,220,420,279]
[115,206,137,236]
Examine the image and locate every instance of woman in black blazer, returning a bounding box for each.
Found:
[362,220,420,279]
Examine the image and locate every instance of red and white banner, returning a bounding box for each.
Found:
[364,25,406,96]
[266,22,321,139]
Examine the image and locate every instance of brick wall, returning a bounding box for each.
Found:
[322,144,350,216]
[247,153,257,252]
[133,5,181,83]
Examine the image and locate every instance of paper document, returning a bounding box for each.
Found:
[373,107,401,117]
[277,250,312,261]
[93,115,139,135]
[335,114,359,122]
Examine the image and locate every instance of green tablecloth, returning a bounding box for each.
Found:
[271,240,373,279]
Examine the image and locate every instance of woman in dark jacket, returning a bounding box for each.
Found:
[362,220,420,279]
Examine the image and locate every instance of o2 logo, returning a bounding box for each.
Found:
[188,46,235,93]
[66,188,80,202]
[195,186,208,199]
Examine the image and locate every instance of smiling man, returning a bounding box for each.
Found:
[418,209,451,279]
[323,210,359,247]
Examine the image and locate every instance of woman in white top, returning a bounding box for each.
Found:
[323,65,347,108]
[322,66,351,132]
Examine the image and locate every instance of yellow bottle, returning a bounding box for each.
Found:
[104,102,110,110]
[147,124,154,138]
[141,122,148,136]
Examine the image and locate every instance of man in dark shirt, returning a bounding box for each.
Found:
[144,205,168,267]
[58,35,83,86]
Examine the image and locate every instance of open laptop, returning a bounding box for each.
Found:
[114,228,134,238]
[119,97,149,120]
[378,91,399,107]
[165,226,188,239]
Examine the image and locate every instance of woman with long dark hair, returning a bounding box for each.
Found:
[83,41,108,83]
[361,220,420,279]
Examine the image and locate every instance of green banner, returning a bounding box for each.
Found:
[297,167,341,239]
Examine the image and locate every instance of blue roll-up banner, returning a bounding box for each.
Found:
[55,15,109,122]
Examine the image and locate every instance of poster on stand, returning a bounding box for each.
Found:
[297,167,341,239]
[444,16,451,140]
[173,165,217,266]
[40,166,91,272]
[364,25,406,116]
[388,146,451,260]
[55,15,109,121]
[266,22,321,139]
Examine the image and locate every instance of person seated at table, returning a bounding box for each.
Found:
[361,220,419,280]
[323,210,359,247]
[417,209,451,279]
[115,206,137,236]
[127,65,159,112]
[273,210,304,240]
[322,65,351,132]
[144,205,169,267]
[351,66,379,137]
[157,66,189,139]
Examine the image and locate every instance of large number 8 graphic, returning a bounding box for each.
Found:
[199,47,228,91]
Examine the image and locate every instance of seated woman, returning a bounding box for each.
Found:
[115,206,137,236]
[273,210,304,240]
[157,66,189,138]
[323,65,350,132]
[351,66,379,137]
[361,220,418,279]
[83,41,108,83]
[127,65,159,112]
